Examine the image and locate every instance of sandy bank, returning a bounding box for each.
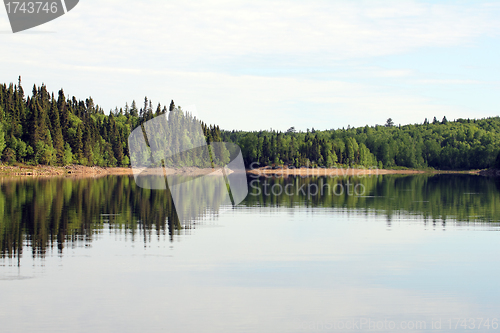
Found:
[0,164,486,178]
[247,167,482,177]
[0,165,230,177]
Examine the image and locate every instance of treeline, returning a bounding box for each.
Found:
[222,117,500,170]
[1,78,499,170]
[0,78,222,167]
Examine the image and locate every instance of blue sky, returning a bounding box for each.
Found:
[1,0,499,131]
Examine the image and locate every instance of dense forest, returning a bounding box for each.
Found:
[222,117,500,170]
[1,78,499,170]
[0,78,223,167]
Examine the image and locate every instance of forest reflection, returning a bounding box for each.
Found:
[0,176,182,260]
[1,174,500,260]
[246,174,500,224]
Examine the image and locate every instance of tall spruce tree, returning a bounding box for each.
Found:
[49,96,64,164]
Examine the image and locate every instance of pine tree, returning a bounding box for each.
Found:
[124,102,130,117]
[0,123,6,158]
[49,96,64,164]
[57,89,70,142]
[74,123,83,162]
[109,114,123,165]
[28,98,42,148]
[140,96,148,120]
[130,100,138,117]
[78,122,92,165]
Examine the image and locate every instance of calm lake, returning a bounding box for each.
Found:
[1,174,500,332]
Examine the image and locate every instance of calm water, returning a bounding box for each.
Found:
[1,174,500,332]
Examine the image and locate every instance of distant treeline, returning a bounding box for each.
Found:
[0,78,222,167]
[1,78,499,170]
[222,117,500,170]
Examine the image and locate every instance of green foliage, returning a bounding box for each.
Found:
[0,123,6,157]
[63,143,73,165]
[35,140,56,165]
[1,79,498,170]
[121,155,130,167]
[222,117,500,170]
[13,137,27,162]
[0,79,215,167]
[2,148,15,163]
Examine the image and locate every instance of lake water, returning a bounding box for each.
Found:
[1,174,500,332]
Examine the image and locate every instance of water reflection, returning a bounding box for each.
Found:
[0,176,180,260]
[1,174,499,260]
[246,174,500,224]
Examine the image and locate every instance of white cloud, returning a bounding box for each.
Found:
[0,0,499,130]
[3,0,500,63]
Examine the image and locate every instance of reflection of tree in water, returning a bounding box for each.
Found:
[245,174,500,224]
[0,175,230,260]
[2,174,500,260]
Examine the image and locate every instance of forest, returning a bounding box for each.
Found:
[0,78,223,167]
[1,78,499,170]
[223,116,500,170]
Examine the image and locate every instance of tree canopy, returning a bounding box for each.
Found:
[0,79,223,167]
[1,78,499,170]
[221,117,500,170]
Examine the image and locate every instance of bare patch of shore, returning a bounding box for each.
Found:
[0,165,233,177]
[0,165,113,177]
[247,167,482,177]
[0,164,487,178]
[134,166,232,177]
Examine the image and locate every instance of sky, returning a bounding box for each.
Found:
[1,0,500,131]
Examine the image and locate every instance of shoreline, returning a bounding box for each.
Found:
[247,167,484,177]
[0,164,133,177]
[0,164,490,178]
[0,165,225,177]
[0,165,235,178]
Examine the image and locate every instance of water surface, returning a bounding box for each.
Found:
[1,174,500,332]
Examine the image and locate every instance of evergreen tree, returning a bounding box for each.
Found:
[28,98,42,148]
[109,114,123,165]
[130,100,138,117]
[0,123,6,158]
[74,123,83,162]
[49,96,64,163]
[2,79,500,171]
